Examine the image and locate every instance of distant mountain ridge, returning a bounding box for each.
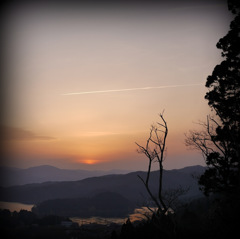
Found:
[0,165,206,205]
[0,165,131,187]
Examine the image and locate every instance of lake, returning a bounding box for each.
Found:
[0,201,34,212]
[71,207,153,226]
[0,201,153,225]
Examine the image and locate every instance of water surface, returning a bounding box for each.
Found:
[0,201,153,225]
[0,201,34,212]
[71,207,153,226]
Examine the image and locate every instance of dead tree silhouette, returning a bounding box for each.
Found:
[136,112,168,216]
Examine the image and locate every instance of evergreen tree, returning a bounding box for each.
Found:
[186,0,240,197]
[200,0,240,196]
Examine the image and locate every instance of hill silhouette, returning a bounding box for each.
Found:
[0,165,130,187]
[32,192,135,217]
[0,165,205,205]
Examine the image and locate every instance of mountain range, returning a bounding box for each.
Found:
[0,165,131,187]
[0,165,205,206]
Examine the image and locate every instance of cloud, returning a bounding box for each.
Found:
[62,83,204,96]
[0,125,55,141]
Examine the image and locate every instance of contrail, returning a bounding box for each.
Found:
[62,83,204,96]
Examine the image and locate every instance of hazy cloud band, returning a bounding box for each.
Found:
[0,126,55,141]
[62,83,204,96]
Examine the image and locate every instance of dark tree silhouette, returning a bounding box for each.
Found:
[185,3,240,236]
[186,0,240,197]
[136,112,168,215]
[136,112,188,217]
[135,112,189,239]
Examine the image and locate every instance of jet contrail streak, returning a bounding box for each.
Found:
[62,83,204,96]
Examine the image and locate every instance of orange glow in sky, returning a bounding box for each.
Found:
[81,159,99,165]
[1,1,232,170]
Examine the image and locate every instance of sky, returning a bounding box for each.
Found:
[1,0,233,171]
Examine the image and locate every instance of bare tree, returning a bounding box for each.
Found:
[185,114,238,195]
[135,112,168,215]
[136,112,190,238]
[185,115,224,162]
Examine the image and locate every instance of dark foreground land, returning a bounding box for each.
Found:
[1,194,239,239]
[0,209,122,239]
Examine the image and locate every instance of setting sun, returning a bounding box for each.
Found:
[81,159,99,165]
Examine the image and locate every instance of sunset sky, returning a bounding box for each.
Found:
[1,0,232,170]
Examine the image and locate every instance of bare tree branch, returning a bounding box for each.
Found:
[136,112,168,215]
